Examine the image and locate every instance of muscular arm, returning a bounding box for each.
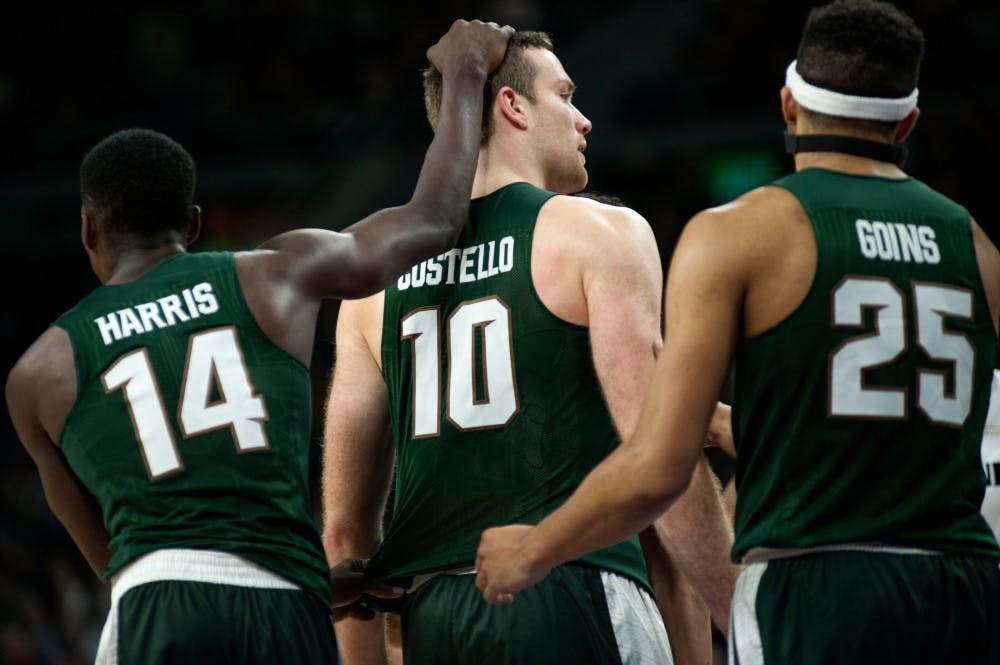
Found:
[321,296,395,665]
[577,203,737,636]
[235,23,512,366]
[639,525,712,665]
[6,327,111,580]
[534,197,730,659]
[652,457,737,633]
[972,217,1000,336]
[246,24,510,303]
[577,205,715,662]
[477,208,745,609]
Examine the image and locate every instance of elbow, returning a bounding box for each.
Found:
[407,196,469,246]
[321,521,353,564]
[643,476,689,519]
[322,517,379,565]
[633,458,694,523]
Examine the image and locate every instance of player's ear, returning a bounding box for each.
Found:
[497,86,529,131]
[780,86,798,129]
[81,206,98,251]
[185,206,202,246]
[893,108,920,144]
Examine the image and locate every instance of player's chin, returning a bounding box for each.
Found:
[552,166,588,195]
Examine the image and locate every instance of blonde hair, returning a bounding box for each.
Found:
[423,30,554,145]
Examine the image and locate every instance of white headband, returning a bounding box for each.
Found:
[785,60,918,121]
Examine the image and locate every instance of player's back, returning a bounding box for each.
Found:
[55,251,330,604]
[732,167,1000,560]
[368,182,648,587]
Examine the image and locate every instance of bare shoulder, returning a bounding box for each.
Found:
[340,291,385,329]
[337,291,386,363]
[7,326,76,445]
[970,216,1000,334]
[7,326,75,395]
[533,195,661,327]
[679,185,807,263]
[689,185,803,233]
[971,216,1000,258]
[539,194,654,245]
[535,194,658,276]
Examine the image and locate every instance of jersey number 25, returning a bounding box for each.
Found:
[829,277,974,426]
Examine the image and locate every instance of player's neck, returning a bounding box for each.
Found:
[471,143,546,198]
[793,151,907,179]
[102,243,187,285]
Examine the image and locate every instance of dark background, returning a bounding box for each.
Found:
[1,2,997,662]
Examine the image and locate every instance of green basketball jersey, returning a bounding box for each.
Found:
[732,168,1000,560]
[54,252,331,605]
[367,182,649,588]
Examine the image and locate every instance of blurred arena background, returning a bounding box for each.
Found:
[0,2,997,662]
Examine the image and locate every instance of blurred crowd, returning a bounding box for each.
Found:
[1,1,997,663]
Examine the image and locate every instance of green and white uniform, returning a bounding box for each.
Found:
[980,369,1000,541]
[54,252,335,664]
[729,169,1000,664]
[369,182,669,664]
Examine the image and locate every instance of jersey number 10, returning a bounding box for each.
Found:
[402,296,519,438]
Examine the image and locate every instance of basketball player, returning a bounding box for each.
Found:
[4,20,513,664]
[322,29,738,665]
[982,367,1000,542]
[475,2,1000,663]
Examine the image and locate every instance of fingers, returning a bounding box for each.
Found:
[332,603,377,623]
[364,582,405,599]
[486,589,515,605]
[475,558,517,605]
[424,18,517,80]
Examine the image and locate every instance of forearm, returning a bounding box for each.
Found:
[321,328,392,566]
[526,443,687,576]
[705,401,735,457]
[322,517,382,566]
[655,457,739,631]
[335,616,389,665]
[639,527,712,665]
[405,68,487,237]
[331,68,488,296]
[37,446,112,581]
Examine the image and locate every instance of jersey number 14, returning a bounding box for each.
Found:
[102,326,268,480]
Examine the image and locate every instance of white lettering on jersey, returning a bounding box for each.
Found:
[93,282,221,345]
[397,237,516,291]
[855,219,940,264]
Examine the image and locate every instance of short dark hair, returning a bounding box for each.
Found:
[80,128,196,240]
[796,0,925,98]
[576,191,627,207]
[423,30,554,145]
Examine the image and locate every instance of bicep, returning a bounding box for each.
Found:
[971,217,1000,336]
[256,229,385,301]
[629,214,744,489]
[585,216,663,438]
[258,201,453,301]
[29,433,112,580]
[7,360,111,580]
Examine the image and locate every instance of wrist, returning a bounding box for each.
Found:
[442,60,489,86]
[521,525,556,579]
